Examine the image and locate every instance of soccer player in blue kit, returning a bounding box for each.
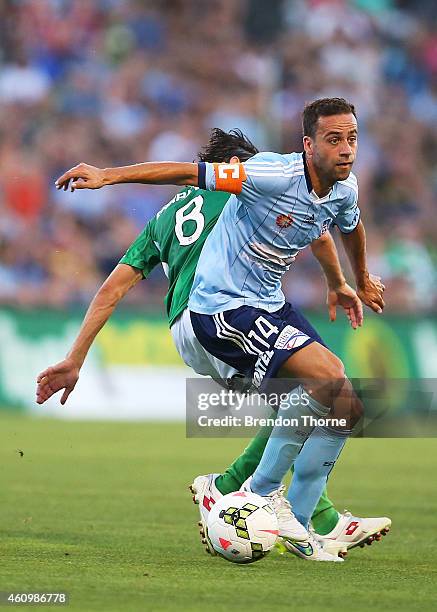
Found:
[55,98,388,561]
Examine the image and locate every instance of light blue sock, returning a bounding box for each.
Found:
[287,425,349,528]
[250,388,330,496]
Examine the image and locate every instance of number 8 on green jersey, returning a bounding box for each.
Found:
[119,187,231,327]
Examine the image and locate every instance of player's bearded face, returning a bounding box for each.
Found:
[311,114,358,184]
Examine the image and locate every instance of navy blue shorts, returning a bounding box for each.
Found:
[190,303,326,392]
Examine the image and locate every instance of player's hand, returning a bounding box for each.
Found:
[36,358,80,405]
[328,283,363,330]
[55,163,105,192]
[357,273,385,314]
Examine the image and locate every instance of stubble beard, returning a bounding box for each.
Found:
[313,155,338,190]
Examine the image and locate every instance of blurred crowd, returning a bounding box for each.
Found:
[0,0,436,314]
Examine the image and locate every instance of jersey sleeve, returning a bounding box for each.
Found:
[199,152,293,202]
[334,177,361,234]
[119,218,161,278]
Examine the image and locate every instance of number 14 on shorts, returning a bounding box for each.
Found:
[248,316,279,350]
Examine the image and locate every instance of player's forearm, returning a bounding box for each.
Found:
[66,266,142,367]
[66,288,121,368]
[102,162,199,186]
[311,232,346,290]
[340,221,369,289]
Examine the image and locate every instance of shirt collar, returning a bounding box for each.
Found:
[302,152,312,193]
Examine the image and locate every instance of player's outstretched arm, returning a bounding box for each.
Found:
[340,220,385,313]
[311,232,363,329]
[36,265,142,405]
[55,162,199,192]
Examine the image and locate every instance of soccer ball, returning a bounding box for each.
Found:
[207,491,279,563]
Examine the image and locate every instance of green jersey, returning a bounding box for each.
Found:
[120,187,230,327]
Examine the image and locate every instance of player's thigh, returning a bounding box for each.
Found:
[279,341,344,405]
[278,341,345,381]
[280,341,362,423]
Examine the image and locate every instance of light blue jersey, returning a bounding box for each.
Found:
[188,151,360,315]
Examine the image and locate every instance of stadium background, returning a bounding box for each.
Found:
[0,0,436,417]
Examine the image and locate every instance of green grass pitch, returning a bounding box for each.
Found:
[1,414,437,611]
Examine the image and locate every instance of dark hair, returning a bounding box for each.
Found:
[197,128,259,163]
[302,98,357,138]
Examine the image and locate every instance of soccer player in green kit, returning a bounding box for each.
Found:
[37,128,389,560]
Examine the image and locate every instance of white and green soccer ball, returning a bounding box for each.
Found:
[207,491,279,563]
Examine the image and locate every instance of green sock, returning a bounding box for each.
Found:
[215,417,340,535]
[311,490,340,535]
[215,422,272,495]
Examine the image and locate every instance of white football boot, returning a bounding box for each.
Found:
[189,474,223,555]
[277,526,344,562]
[317,510,392,556]
[241,477,343,562]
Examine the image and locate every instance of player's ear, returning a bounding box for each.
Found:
[229,156,240,164]
[303,136,313,156]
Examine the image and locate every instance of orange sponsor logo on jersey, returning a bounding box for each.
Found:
[213,163,247,195]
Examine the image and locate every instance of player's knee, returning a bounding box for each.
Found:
[338,378,364,426]
[318,354,345,383]
[349,390,364,423]
[330,355,346,380]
